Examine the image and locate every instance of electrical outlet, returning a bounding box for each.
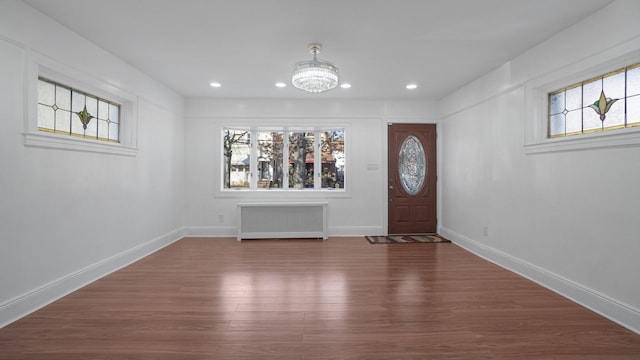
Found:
[218,215,224,223]
[483,226,489,236]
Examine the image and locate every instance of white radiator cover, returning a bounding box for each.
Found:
[237,202,328,240]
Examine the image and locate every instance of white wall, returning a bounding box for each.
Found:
[439,0,640,332]
[183,98,437,237]
[0,1,185,327]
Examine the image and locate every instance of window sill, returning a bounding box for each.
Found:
[524,127,640,154]
[215,188,351,199]
[24,131,138,157]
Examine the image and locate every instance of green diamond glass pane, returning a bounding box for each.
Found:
[398,135,426,195]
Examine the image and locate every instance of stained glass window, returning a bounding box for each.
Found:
[37,77,120,143]
[548,63,640,138]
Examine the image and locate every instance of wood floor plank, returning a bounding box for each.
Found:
[0,237,639,359]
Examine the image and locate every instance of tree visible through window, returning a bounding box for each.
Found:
[223,128,345,190]
[548,63,640,138]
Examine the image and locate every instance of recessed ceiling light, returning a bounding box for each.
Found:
[209,82,222,88]
[275,82,287,88]
[406,84,418,90]
[340,83,351,89]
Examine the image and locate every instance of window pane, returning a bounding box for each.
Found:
[289,132,314,189]
[38,104,54,130]
[566,110,582,134]
[108,122,119,141]
[603,70,625,99]
[55,109,71,134]
[85,96,98,118]
[97,119,109,140]
[628,95,640,126]
[223,129,251,189]
[565,86,582,111]
[321,130,345,189]
[109,104,120,124]
[98,100,109,119]
[38,79,55,106]
[583,106,602,132]
[582,80,601,111]
[604,97,624,128]
[628,65,640,96]
[549,113,565,137]
[55,85,71,111]
[71,110,85,136]
[71,91,85,113]
[549,91,564,115]
[256,131,284,189]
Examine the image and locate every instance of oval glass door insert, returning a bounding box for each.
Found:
[398,135,426,195]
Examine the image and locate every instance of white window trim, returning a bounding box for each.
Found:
[23,50,138,156]
[524,45,640,155]
[215,122,352,199]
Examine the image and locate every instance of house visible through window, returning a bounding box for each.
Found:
[37,77,120,143]
[548,63,640,138]
[223,128,345,190]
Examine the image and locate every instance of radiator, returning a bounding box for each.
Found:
[237,202,328,240]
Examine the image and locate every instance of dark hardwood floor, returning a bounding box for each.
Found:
[1,237,639,359]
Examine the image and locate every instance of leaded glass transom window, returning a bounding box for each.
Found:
[548,63,640,138]
[398,135,426,195]
[37,77,120,143]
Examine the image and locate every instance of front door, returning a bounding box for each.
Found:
[388,123,437,234]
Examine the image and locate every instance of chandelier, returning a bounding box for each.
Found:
[292,43,339,93]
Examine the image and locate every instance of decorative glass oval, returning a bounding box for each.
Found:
[398,135,426,195]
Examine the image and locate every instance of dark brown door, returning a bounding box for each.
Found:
[388,123,437,234]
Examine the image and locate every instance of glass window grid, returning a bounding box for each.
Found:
[37,77,121,143]
[548,63,640,138]
[223,128,346,191]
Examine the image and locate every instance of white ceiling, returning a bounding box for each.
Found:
[24,0,614,100]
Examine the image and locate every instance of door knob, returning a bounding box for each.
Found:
[389,185,394,189]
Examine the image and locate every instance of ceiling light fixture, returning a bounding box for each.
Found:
[275,82,287,88]
[292,43,338,93]
[406,84,418,90]
[340,83,351,89]
[209,82,222,88]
